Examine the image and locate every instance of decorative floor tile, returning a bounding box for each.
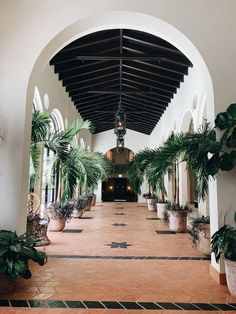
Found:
[175,302,201,310]
[83,301,105,308]
[65,301,86,308]
[28,300,48,308]
[106,241,133,249]
[79,217,93,219]
[101,301,124,309]
[112,223,127,227]
[47,300,67,308]
[62,229,83,233]
[138,302,163,310]
[120,301,143,310]
[146,217,160,220]
[156,230,176,234]
[211,303,236,311]
[157,302,182,310]
[9,300,29,307]
[0,300,10,307]
[114,213,125,215]
[192,303,219,311]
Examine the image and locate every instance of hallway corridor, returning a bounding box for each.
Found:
[0,202,236,313]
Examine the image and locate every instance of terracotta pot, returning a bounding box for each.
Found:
[157,203,167,219]
[225,258,236,297]
[146,198,157,211]
[84,204,92,211]
[49,216,65,231]
[91,194,96,206]
[168,211,187,232]
[198,224,211,256]
[73,208,84,218]
[0,274,16,294]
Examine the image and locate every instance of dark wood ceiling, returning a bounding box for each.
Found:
[50,29,192,134]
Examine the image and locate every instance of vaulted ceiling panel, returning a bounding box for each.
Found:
[50,29,192,134]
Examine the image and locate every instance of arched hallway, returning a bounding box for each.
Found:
[1,202,235,313]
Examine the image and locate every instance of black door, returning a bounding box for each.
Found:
[114,178,126,200]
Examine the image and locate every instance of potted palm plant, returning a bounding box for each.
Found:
[47,201,74,231]
[190,216,210,255]
[211,213,236,296]
[164,202,192,232]
[0,230,47,294]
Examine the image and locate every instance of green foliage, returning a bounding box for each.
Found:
[190,216,210,248]
[211,224,236,262]
[47,202,75,221]
[0,230,47,281]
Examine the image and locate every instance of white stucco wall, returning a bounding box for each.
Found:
[35,65,92,147]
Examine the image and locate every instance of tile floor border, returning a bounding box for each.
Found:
[0,300,235,311]
[47,255,211,260]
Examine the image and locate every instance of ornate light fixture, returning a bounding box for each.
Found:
[114,104,126,154]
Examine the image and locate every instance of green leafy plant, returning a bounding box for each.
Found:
[0,230,47,281]
[211,213,236,262]
[190,216,210,248]
[164,202,192,225]
[47,202,75,221]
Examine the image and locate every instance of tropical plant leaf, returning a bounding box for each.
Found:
[215,112,233,130]
[226,103,236,121]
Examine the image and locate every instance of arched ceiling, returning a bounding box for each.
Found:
[50,29,192,135]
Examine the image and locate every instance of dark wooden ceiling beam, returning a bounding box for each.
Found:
[133,59,188,75]
[59,60,118,80]
[76,98,119,111]
[63,67,120,87]
[74,94,118,106]
[121,100,164,116]
[123,94,167,110]
[55,60,109,74]
[66,74,120,92]
[122,77,173,98]
[69,80,120,97]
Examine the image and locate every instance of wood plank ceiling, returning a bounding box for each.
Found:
[50,29,192,135]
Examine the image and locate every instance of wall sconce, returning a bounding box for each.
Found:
[127,186,131,191]
[109,185,113,191]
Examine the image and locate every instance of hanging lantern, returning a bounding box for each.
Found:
[116,137,124,154]
[114,109,126,137]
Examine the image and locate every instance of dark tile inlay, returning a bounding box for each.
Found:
[192,303,219,311]
[10,300,29,307]
[102,301,124,309]
[157,302,181,310]
[63,229,83,233]
[112,223,127,227]
[146,217,160,220]
[106,241,132,249]
[176,303,200,310]
[116,207,124,209]
[28,300,47,308]
[115,213,125,215]
[138,302,162,310]
[83,301,105,308]
[65,301,86,308]
[47,300,67,308]
[0,300,10,307]
[212,303,236,311]
[79,217,93,219]
[156,230,176,234]
[120,301,143,309]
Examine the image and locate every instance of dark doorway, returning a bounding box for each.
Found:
[102,178,137,202]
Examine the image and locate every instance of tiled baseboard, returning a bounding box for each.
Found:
[48,255,210,260]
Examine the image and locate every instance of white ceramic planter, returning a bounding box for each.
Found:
[198,224,211,256]
[73,208,84,218]
[225,258,236,297]
[156,203,167,219]
[168,211,187,232]
[147,198,157,211]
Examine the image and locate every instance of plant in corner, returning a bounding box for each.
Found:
[190,216,210,255]
[211,212,236,296]
[0,230,47,294]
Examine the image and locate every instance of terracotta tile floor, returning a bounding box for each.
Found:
[1,202,236,313]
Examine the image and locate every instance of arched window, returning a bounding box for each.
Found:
[41,109,63,205]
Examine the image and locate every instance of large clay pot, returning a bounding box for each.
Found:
[84,203,92,211]
[0,274,16,294]
[198,224,211,256]
[73,208,84,218]
[146,198,157,211]
[157,203,167,219]
[168,211,187,232]
[225,258,236,296]
[49,216,65,231]
[91,194,96,206]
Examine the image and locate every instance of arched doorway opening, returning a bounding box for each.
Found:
[102,147,137,202]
